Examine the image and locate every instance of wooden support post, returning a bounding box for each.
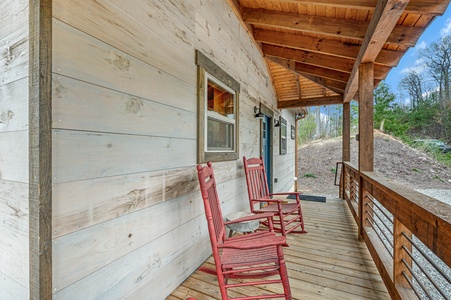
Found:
[358,63,374,173]
[394,219,413,289]
[295,118,299,192]
[358,63,374,241]
[340,102,351,199]
[29,0,53,299]
[342,102,351,162]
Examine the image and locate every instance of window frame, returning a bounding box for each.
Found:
[196,50,240,163]
[280,116,287,155]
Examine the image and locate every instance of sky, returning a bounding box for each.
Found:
[384,5,451,102]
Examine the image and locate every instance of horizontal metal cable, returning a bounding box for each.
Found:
[365,195,394,225]
[367,216,393,257]
[401,271,424,299]
[402,258,435,300]
[366,203,393,235]
[402,245,449,299]
[401,231,451,283]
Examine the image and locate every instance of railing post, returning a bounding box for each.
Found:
[342,101,350,201]
[339,164,344,199]
[358,176,364,241]
[394,219,413,289]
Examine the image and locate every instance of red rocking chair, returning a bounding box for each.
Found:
[243,156,307,237]
[196,162,292,300]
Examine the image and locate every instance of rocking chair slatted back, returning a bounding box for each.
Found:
[243,156,307,237]
[197,162,226,248]
[244,157,271,205]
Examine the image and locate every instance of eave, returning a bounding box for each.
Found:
[227,0,451,108]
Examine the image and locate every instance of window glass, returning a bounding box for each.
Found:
[206,78,235,151]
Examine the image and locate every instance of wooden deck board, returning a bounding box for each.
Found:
[168,198,390,300]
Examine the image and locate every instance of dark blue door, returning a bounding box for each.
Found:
[262,116,271,191]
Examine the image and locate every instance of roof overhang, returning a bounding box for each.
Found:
[227,0,451,108]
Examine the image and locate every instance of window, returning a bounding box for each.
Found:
[280,117,287,155]
[196,50,240,163]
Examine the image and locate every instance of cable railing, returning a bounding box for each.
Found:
[341,162,451,300]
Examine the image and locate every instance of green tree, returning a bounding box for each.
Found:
[297,108,316,143]
[372,81,410,137]
[374,81,396,131]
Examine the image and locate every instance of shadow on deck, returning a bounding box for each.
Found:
[168,198,390,300]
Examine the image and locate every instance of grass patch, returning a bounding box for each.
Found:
[302,172,317,179]
[433,175,444,182]
[411,168,422,173]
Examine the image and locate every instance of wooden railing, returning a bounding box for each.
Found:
[342,162,359,223]
[341,162,451,300]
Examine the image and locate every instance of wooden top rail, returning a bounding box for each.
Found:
[360,171,451,268]
[343,161,358,172]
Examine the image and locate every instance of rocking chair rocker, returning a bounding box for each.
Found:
[243,156,307,237]
[196,162,292,300]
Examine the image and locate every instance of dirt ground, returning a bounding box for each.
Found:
[297,130,451,197]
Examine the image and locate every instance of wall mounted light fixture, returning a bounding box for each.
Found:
[274,119,281,127]
[295,113,305,120]
[254,106,264,119]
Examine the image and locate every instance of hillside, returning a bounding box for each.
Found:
[297,130,451,198]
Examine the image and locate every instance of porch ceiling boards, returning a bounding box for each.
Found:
[228,0,451,108]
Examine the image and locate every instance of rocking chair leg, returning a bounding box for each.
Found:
[279,214,287,237]
[277,247,292,300]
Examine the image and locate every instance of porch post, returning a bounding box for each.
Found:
[340,102,351,199]
[358,63,374,240]
[358,63,374,173]
[342,102,351,162]
[29,0,53,298]
[295,118,299,192]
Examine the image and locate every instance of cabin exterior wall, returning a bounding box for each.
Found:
[0,0,30,299]
[1,0,297,298]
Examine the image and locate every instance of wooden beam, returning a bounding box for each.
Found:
[296,73,346,93]
[278,95,343,108]
[263,44,391,79]
[242,8,422,46]
[29,0,53,298]
[254,29,404,67]
[294,62,350,83]
[267,56,347,95]
[358,63,374,172]
[295,75,301,100]
[272,0,449,16]
[344,0,410,102]
[263,43,355,73]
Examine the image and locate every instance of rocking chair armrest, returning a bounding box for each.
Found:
[253,198,283,203]
[219,235,286,249]
[224,212,275,225]
[269,192,301,203]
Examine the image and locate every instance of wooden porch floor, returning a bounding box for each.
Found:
[167,198,390,300]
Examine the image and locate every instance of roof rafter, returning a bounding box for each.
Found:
[262,44,391,79]
[273,0,448,15]
[278,95,343,108]
[344,0,410,102]
[267,57,346,94]
[254,29,404,67]
[242,8,423,47]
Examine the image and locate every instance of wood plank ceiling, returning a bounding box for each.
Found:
[227,0,451,109]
